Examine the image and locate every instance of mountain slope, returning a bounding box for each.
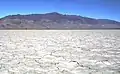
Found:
[0,12,120,29]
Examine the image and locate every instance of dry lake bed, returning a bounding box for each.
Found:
[0,30,120,74]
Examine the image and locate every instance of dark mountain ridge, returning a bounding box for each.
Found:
[0,12,120,29]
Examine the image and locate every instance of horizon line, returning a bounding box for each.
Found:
[0,12,120,22]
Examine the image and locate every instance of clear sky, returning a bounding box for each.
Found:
[0,0,120,21]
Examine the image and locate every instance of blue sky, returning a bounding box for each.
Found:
[0,0,120,21]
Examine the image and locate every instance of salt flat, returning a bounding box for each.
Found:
[0,30,120,74]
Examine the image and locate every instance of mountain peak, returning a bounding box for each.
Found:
[45,12,62,15]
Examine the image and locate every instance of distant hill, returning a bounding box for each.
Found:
[0,12,120,29]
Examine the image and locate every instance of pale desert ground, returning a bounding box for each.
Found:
[0,30,120,74]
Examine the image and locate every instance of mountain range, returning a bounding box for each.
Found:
[0,12,120,29]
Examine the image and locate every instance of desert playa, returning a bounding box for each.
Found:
[0,30,120,74]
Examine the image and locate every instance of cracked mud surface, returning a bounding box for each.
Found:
[0,30,120,74]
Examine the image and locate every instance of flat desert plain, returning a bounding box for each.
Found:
[0,30,120,74]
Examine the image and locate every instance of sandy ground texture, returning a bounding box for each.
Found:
[0,30,120,74]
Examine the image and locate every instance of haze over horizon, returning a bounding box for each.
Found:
[0,0,120,21]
